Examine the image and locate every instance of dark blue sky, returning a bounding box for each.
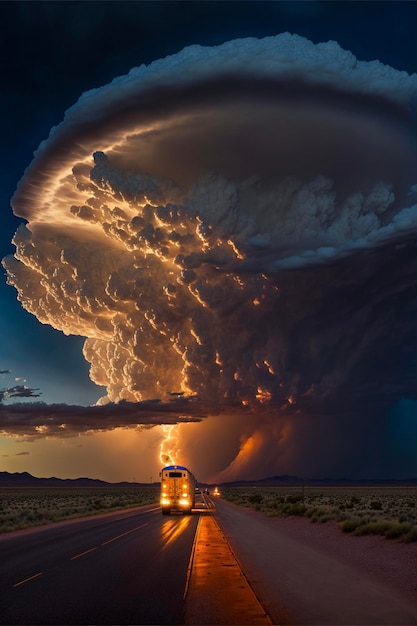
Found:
[2,0,417,405]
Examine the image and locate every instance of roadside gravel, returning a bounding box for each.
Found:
[213,498,417,625]
[264,511,417,601]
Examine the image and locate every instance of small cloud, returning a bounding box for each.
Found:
[3,385,41,400]
[15,451,30,456]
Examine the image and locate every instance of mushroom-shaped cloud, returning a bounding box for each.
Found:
[4,34,417,480]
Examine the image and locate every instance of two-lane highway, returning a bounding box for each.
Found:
[0,505,199,624]
[4,493,417,625]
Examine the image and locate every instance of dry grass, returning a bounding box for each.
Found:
[221,485,417,543]
[0,485,159,533]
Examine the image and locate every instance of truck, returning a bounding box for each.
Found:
[159,464,196,515]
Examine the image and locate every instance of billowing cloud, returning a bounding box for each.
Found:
[3,34,417,479]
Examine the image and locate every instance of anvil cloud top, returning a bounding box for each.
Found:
[4,33,417,480]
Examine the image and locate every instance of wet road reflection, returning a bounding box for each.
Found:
[160,515,193,550]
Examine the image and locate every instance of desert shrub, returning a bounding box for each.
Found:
[369,500,383,510]
[286,493,304,504]
[308,507,331,523]
[340,518,363,533]
[281,502,308,516]
[0,486,159,533]
[403,527,417,543]
[384,522,413,540]
[352,521,392,536]
[316,506,339,523]
[220,485,417,543]
[340,517,417,542]
[265,508,281,517]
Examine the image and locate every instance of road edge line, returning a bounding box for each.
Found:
[13,571,43,588]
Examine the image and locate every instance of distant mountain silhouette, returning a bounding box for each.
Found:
[218,474,417,487]
[1,470,417,488]
[0,471,152,487]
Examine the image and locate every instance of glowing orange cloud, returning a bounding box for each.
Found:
[4,34,417,481]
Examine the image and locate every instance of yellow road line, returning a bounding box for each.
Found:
[13,572,43,588]
[101,522,148,545]
[70,547,97,560]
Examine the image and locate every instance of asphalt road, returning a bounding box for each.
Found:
[4,495,417,625]
[0,504,199,624]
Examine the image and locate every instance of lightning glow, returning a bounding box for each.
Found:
[159,425,179,466]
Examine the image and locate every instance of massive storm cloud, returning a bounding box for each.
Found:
[4,33,417,480]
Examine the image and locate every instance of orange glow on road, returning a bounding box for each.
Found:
[160,516,191,550]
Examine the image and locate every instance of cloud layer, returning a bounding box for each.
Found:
[3,33,417,479]
[0,397,204,439]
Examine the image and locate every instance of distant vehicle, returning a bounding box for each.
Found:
[195,487,201,494]
[160,465,196,515]
[213,486,220,496]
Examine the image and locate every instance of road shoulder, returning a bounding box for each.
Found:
[184,512,271,625]
[213,498,417,625]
